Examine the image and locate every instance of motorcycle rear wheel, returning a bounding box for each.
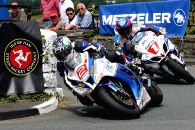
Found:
[165,58,195,84]
[95,86,140,118]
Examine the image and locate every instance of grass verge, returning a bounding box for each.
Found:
[0,92,59,103]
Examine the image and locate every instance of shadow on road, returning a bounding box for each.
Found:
[152,77,189,85]
[59,103,162,120]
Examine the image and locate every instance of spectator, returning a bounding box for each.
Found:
[66,7,76,24]
[59,0,74,24]
[45,12,64,31]
[64,3,93,30]
[62,7,76,30]
[40,0,59,28]
[9,2,26,21]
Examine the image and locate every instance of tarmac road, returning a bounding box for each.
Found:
[0,65,195,130]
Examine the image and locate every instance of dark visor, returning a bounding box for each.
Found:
[117,26,131,37]
[55,50,69,61]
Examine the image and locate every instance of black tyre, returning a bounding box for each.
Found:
[77,95,94,106]
[95,86,140,118]
[165,58,195,84]
[145,81,163,107]
[142,67,154,77]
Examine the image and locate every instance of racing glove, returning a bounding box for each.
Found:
[126,59,143,75]
[83,42,105,58]
[83,42,102,52]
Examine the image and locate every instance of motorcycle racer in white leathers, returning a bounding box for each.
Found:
[113,17,166,75]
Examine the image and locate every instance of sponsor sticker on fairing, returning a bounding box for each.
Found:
[137,87,151,110]
[76,64,88,80]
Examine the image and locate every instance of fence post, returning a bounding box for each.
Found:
[27,5,31,21]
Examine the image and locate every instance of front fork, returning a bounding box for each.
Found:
[98,80,131,99]
[141,75,152,88]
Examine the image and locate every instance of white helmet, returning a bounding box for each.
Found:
[53,36,72,61]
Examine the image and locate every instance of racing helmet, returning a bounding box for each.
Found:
[115,17,132,37]
[53,36,72,61]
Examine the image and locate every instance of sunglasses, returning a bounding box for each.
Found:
[77,8,84,12]
[67,13,73,16]
[11,6,17,9]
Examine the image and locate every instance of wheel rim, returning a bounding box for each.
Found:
[99,80,140,112]
[110,90,133,106]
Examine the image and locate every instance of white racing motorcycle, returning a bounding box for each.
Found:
[129,31,195,84]
[62,51,163,118]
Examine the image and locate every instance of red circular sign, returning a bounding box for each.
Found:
[4,38,39,76]
[10,45,33,69]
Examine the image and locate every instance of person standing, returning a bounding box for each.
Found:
[40,0,59,28]
[59,0,74,24]
[9,2,26,21]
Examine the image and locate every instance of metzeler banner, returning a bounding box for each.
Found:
[0,21,44,96]
[99,0,190,37]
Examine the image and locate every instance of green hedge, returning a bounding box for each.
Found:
[186,27,195,35]
[32,9,42,16]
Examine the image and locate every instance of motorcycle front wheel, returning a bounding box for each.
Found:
[95,86,140,118]
[165,58,195,84]
[144,81,163,107]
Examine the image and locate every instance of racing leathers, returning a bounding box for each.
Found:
[113,23,166,75]
[57,40,103,78]
[114,23,166,54]
[57,40,103,106]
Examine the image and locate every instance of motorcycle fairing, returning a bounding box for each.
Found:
[98,63,151,110]
[94,58,117,83]
[116,64,150,109]
[133,32,184,66]
[134,32,166,63]
[66,52,118,95]
[114,64,143,99]
[67,52,90,81]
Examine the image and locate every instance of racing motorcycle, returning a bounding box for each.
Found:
[62,51,163,118]
[127,31,195,84]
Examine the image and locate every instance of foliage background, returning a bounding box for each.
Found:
[8,0,164,9]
